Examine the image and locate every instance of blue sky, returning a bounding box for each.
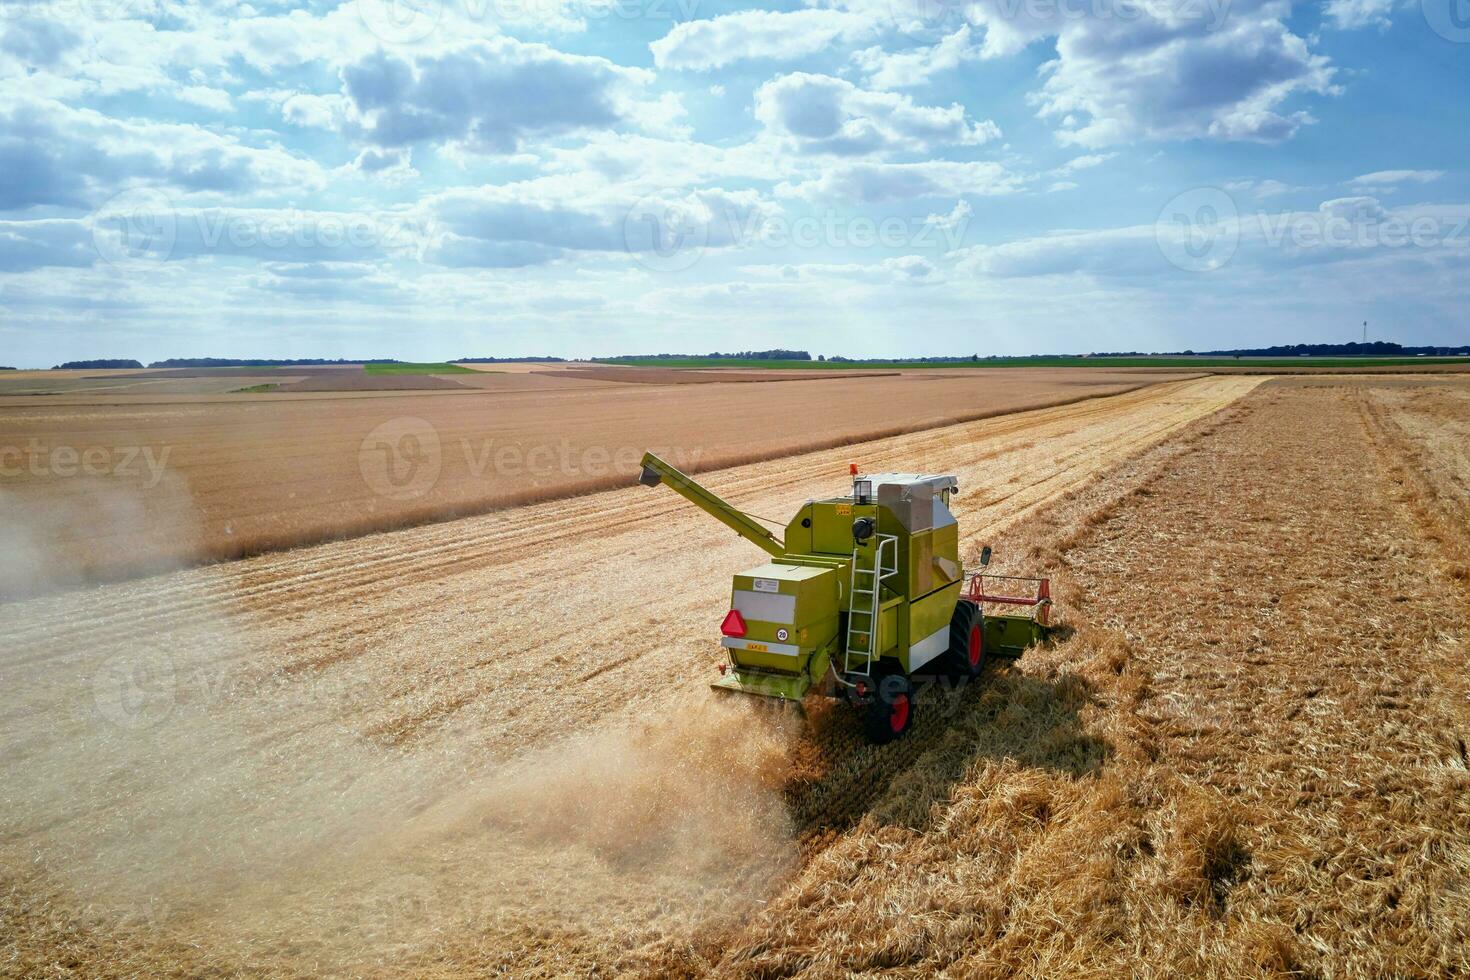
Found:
[0,0,1465,365]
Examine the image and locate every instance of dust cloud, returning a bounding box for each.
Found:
[2,566,798,972]
[0,472,201,599]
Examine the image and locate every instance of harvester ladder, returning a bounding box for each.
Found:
[844,534,897,677]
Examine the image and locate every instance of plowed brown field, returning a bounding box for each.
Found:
[4,374,1467,978]
[0,367,1191,596]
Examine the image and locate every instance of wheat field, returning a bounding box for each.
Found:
[2,374,1467,977]
[0,367,1189,597]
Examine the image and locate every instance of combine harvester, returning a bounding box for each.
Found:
[639,452,1053,742]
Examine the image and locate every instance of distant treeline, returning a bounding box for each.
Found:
[456,356,566,363]
[0,366,16,371]
[825,354,981,363]
[1091,342,1470,358]
[54,359,145,369]
[608,350,812,361]
[146,357,403,368]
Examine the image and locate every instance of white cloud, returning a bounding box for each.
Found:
[340,40,654,154]
[1324,0,1406,29]
[1035,5,1337,146]
[1348,169,1446,188]
[0,219,95,272]
[341,38,658,154]
[755,72,1000,157]
[956,196,1470,281]
[1053,153,1114,174]
[650,9,875,70]
[0,98,325,210]
[1224,178,1296,199]
[421,180,776,267]
[925,199,973,233]
[853,26,982,90]
[780,161,1025,202]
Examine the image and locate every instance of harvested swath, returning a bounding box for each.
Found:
[665,377,1470,977]
[0,368,1200,597]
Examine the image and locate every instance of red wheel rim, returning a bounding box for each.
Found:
[968,624,982,667]
[890,693,910,732]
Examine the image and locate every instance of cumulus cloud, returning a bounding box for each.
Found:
[853,26,983,90]
[855,0,1334,147]
[650,9,875,70]
[341,40,653,153]
[0,15,82,68]
[1034,4,1337,146]
[1324,0,1405,29]
[0,100,323,210]
[755,72,999,157]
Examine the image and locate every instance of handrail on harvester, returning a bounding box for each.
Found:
[962,572,1052,628]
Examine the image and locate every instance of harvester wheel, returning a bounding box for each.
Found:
[943,600,985,680]
[861,670,915,744]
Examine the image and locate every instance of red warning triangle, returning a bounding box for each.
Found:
[720,609,747,637]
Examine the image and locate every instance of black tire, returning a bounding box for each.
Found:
[861,670,916,744]
[942,600,985,680]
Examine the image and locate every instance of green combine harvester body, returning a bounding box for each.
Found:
[638,452,1052,741]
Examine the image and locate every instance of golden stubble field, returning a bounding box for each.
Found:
[0,366,1192,597]
[2,374,1467,977]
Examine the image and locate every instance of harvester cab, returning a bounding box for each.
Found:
[638,452,1052,742]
